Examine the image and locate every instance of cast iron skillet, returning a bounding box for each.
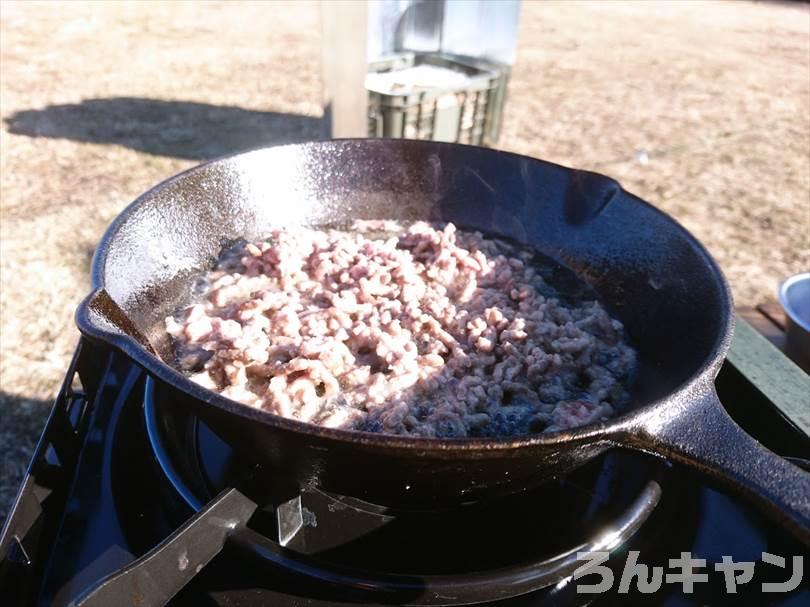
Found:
[75,139,809,543]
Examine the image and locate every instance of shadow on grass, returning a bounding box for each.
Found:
[5,97,325,161]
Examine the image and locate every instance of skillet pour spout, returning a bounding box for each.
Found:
[75,140,809,542]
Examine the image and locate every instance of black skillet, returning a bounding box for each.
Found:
[75,139,810,543]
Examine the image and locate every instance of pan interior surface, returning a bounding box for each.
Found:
[96,140,730,421]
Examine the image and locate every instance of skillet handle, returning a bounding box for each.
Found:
[626,387,810,545]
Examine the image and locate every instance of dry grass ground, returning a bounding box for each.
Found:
[1,0,808,522]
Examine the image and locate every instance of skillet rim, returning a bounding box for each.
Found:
[82,138,735,453]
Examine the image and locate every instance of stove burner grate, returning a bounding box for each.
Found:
[121,376,672,605]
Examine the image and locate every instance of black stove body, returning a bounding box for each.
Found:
[1,339,808,607]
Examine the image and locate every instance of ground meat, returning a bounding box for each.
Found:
[166,221,636,438]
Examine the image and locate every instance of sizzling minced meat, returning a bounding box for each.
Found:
[166,221,636,438]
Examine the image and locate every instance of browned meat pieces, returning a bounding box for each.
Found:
[166,220,636,437]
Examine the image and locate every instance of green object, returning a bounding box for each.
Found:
[367,53,509,146]
[728,317,810,437]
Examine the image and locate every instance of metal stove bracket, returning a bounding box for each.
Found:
[0,340,105,599]
[276,496,304,547]
[68,489,257,607]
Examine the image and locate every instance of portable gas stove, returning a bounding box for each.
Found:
[1,320,808,606]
